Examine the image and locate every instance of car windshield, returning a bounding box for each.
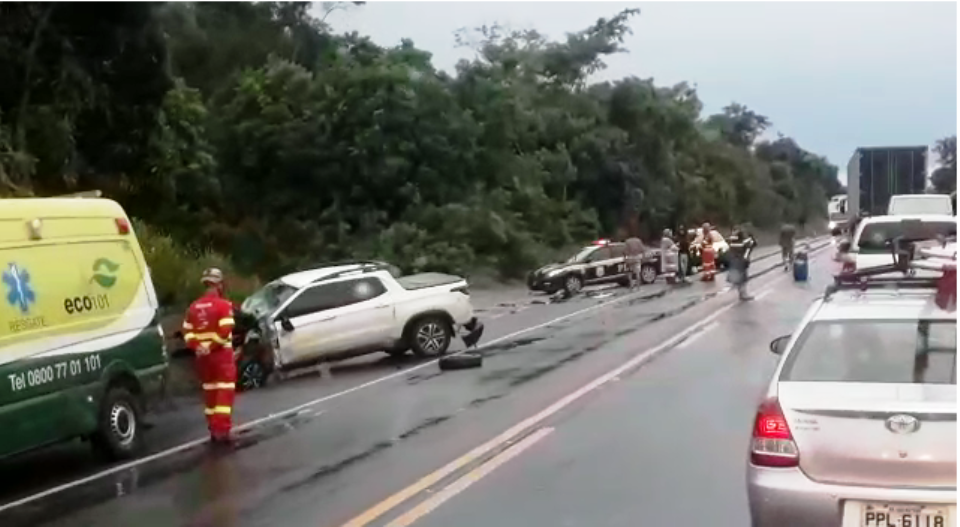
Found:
[241,280,297,318]
[567,246,597,263]
[856,220,957,254]
[780,320,957,384]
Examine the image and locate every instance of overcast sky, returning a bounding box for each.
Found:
[329,2,957,184]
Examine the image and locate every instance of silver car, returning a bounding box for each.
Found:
[748,280,957,527]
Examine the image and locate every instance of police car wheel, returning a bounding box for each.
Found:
[92,386,144,461]
[640,264,658,284]
[563,274,583,295]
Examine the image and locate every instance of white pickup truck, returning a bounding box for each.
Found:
[235,261,483,390]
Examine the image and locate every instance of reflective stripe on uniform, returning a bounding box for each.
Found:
[202,382,236,390]
[204,406,233,415]
[191,331,231,344]
[183,332,197,342]
[218,317,235,327]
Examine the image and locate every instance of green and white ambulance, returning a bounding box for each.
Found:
[0,197,167,461]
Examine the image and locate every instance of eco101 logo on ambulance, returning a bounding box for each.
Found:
[3,263,46,333]
[64,257,121,315]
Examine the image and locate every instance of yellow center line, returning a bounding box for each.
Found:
[385,427,555,527]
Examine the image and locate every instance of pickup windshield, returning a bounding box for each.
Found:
[242,281,297,318]
[780,320,957,385]
[856,220,957,254]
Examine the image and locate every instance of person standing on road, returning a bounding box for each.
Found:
[728,224,758,301]
[660,228,678,280]
[675,225,691,284]
[779,223,797,271]
[624,235,646,290]
[182,268,238,445]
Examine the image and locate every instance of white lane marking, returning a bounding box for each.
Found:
[755,289,774,301]
[0,238,832,513]
[384,427,555,527]
[677,321,719,349]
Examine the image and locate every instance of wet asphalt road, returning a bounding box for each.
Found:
[0,239,831,527]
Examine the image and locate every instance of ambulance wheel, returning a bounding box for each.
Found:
[640,264,658,284]
[92,386,144,461]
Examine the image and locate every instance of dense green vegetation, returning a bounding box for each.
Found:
[1,3,871,303]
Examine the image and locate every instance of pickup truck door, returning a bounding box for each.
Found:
[274,277,394,363]
[312,277,394,356]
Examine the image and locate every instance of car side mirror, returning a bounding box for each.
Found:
[769,335,790,355]
[279,316,294,332]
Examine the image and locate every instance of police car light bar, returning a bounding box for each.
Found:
[594,239,610,246]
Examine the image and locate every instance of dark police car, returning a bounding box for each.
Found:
[527,239,661,296]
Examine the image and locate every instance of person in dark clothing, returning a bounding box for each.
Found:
[675,225,691,283]
[728,225,758,301]
[779,223,797,271]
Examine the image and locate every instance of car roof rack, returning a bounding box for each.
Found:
[825,232,956,307]
[302,260,397,284]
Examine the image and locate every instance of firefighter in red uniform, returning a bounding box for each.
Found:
[182,268,237,444]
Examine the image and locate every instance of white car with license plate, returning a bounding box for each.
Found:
[235,261,483,389]
[748,244,957,527]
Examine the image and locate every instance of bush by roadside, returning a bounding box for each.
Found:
[133,218,260,309]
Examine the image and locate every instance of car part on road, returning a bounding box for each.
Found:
[438,352,483,370]
[462,317,485,348]
[409,316,453,357]
[91,386,144,461]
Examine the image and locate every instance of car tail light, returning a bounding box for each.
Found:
[936,268,956,312]
[116,217,131,235]
[750,397,799,467]
[452,285,469,296]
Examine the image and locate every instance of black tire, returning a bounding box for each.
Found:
[563,274,583,296]
[438,353,483,370]
[639,263,658,284]
[91,386,144,461]
[238,358,268,392]
[409,316,453,357]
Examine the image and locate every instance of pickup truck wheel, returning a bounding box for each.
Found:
[238,358,268,392]
[91,386,144,461]
[410,317,453,357]
[640,264,658,284]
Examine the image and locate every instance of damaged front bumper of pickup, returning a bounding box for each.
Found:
[461,317,484,349]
